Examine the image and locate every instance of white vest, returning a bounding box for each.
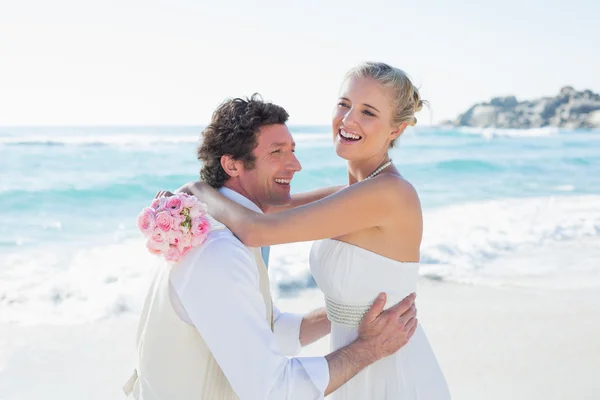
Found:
[124,244,273,399]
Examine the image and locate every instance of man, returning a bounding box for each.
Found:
[125,94,417,399]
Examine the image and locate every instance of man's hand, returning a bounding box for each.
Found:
[357,292,417,361]
[323,292,417,395]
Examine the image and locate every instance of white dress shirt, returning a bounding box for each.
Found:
[169,187,329,399]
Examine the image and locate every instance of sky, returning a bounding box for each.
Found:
[1,0,599,126]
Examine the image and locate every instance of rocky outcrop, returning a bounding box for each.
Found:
[443,87,600,129]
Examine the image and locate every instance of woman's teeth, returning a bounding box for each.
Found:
[339,129,361,140]
[274,178,291,184]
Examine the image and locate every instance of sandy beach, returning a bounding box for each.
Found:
[2,279,599,400]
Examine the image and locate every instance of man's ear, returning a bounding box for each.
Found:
[391,122,408,142]
[220,155,242,177]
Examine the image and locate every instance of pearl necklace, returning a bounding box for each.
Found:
[364,159,393,180]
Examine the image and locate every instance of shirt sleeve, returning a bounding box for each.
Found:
[170,237,330,400]
[273,305,304,356]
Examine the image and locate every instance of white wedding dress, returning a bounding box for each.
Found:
[310,239,451,399]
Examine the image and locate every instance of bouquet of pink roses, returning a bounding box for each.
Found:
[137,193,210,264]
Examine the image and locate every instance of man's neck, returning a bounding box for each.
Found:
[221,182,268,213]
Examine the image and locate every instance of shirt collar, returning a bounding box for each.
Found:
[218,187,264,214]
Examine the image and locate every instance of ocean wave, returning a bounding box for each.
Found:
[0,173,195,199]
[0,239,159,325]
[553,185,575,192]
[419,195,600,286]
[456,126,561,138]
[2,195,600,325]
[434,159,502,172]
[0,182,146,207]
[0,132,334,148]
[3,128,598,149]
[563,157,592,166]
[293,133,332,147]
[0,135,202,147]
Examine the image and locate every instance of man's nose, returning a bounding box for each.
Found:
[287,152,302,172]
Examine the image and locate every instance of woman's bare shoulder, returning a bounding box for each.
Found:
[374,175,423,240]
[360,173,420,207]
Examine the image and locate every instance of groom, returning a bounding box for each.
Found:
[126,94,418,399]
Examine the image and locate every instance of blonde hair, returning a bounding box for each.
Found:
[344,62,425,147]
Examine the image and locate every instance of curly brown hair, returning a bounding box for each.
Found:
[197,94,289,188]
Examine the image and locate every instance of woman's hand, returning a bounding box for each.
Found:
[179,181,211,197]
[154,181,203,199]
[154,190,174,199]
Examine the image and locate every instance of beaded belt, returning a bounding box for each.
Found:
[325,296,372,327]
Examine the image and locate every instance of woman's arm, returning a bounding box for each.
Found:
[183,174,420,247]
[173,184,344,208]
[272,185,346,211]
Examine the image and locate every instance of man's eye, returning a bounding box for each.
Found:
[271,150,281,154]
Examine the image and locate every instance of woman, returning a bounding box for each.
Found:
[183,62,450,399]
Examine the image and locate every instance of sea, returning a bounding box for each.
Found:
[1,125,599,325]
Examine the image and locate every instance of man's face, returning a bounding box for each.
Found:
[236,124,301,211]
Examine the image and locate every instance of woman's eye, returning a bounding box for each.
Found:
[363,110,376,117]
[338,102,350,108]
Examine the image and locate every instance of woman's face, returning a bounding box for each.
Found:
[332,76,399,161]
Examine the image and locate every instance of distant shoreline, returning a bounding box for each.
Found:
[441,86,600,129]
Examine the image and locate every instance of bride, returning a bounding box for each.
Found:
[183,62,450,399]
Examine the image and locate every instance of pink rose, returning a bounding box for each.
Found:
[191,233,207,247]
[137,207,156,237]
[165,246,181,263]
[181,194,198,209]
[191,216,210,237]
[178,232,192,251]
[168,231,179,246]
[146,238,165,255]
[180,223,190,234]
[172,212,186,228]
[151,196,167,211]
[151,228,169,249]
[189,203,206,219]
[165,196,182,213]
[155,211,174,232]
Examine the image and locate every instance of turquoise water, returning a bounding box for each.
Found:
[1,126,600,323]
[2,126,599,249]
